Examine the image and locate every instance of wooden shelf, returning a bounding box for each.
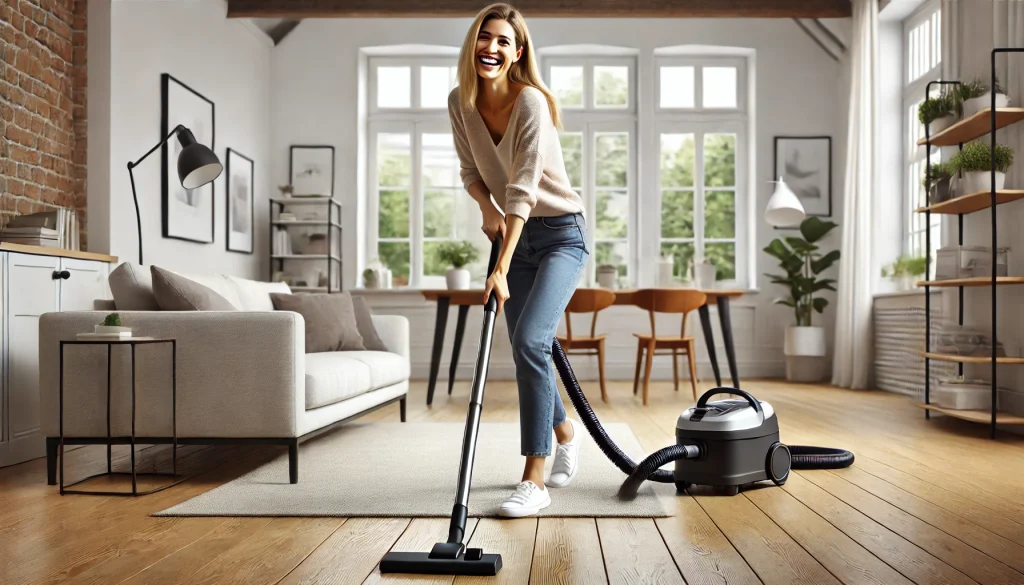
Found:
[915,402,1024,424]
[921,352,1024,364]
[917,107,1024,146]
[272,221,342,228]
[915,189,1024,215]
[0,242,118,263]
[917,276,1024,287]
[271,197,340,205]
[271,254,341,262]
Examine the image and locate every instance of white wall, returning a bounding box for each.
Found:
[95,0,272,277]
[272,17,848,381]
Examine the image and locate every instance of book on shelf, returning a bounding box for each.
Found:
[3,209,79,250]
[272,227,293,255]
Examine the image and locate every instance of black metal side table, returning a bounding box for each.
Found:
[59,337,186,496]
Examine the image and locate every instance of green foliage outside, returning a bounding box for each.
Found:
[763,217,840,327]
[949,140,1015,174]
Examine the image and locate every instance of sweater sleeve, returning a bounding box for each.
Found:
[504,89,550,220]
[448,90,484,191]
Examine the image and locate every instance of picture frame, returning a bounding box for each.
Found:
[289,145,335,197]
[225,148,254,254]
[162,73,215,244]
[773,136,832,218]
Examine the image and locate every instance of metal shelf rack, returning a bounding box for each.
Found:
[269,197,342,293]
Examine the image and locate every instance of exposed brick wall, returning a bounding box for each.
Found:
[0,0,87,249]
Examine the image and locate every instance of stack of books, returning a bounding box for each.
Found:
[0,209,79,250]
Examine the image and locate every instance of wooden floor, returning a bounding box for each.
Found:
[3,379,1024,585]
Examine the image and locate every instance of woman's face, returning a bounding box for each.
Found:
[475,18,521,81]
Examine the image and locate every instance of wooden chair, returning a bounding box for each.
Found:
[631,288,707,405]
[556,288,617,402]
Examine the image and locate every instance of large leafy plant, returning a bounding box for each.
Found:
[764,217,840,327]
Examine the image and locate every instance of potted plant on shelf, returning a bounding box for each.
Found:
[436,241,480,290]
[882,254,928,290]
[949,140,1015,194]
[956,77,1010,119]
[918,91,956,136]
[923,162,954,203]
[764,216,840,382]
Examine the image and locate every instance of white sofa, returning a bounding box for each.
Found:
[38,268,409,485]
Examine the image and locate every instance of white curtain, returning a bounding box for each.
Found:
[832,0,879,389]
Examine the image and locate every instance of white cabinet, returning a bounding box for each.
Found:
[0,251,112,468]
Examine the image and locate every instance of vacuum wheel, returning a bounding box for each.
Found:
[674,480,692,493]
[767,442,792,486]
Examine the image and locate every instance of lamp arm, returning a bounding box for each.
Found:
[126,124,184,266]
[127,124,186,169]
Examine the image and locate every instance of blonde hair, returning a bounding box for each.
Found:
[456,3,561,129]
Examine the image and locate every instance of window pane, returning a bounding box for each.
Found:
[378,189,410,238]
[559,133,582,188]
[378,242,410,287]
[660,66,694,108]
[660,242,694,284]
[660,190,694,238]
[595,241,628,278]
[377,66,410,108]
[453,198,493,284]
[424,189,455,238]
[550,66,583,107]
[594,66,628,107]
[704,190,735,239]
[596,189,628,238]
[660,134,695,187]
[704,133,736,187]
[704,242,736,281]
[422,241,448,277]
[421,66,454,108]
[595,133,628,187]
[422,133,459,187]
[377,133,411,186]
[702,67,737,108]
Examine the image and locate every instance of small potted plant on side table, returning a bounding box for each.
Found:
[95,313,131,337]
[436,241,480,290]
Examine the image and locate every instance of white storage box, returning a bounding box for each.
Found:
[933,378,1000,410]
[934,246,1004,280]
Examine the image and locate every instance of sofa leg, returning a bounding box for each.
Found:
[47,437,59,486]
[400,397,407,422]
[288,440,299,484]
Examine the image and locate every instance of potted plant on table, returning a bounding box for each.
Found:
[436,241,480,290]
[949,140,1015,194]
[882,254,928,290]
[95,313,131,336]
[764,217,840,382]
[955,77,1010,119]
[918,91,956,136]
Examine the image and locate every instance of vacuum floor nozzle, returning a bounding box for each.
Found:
[379,550,502,576]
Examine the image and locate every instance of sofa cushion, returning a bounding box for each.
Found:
[109,263,160,310]
[151,266,237,311]
[352,296,388,352]
[227,275,291,311]
[173,272,244,309]
[304,351,409,409]
[270,292,364,353]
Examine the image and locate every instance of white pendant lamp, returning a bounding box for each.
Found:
[765,176,805,227]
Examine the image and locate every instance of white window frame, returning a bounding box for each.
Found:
[542,56,637,113]
[655,56,747,115]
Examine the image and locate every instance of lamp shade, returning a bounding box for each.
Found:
[764,176,805,227]
[176,127,223,189]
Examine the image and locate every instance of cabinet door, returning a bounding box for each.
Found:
[3,253,60,466]
[60,258,111,311]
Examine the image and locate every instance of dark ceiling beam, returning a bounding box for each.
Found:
[267,18,301,44]
[227,0,852,19]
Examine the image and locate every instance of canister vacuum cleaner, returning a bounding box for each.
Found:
[380,242,854,576]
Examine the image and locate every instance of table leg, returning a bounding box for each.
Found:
[717,296,740,388]
[426,296,450,406]
[59,342,64,495]
[131,344,137,496]
[448,305,469,396]
[698,304,722,387]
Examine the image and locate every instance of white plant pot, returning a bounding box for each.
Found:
[962,171,1006,194]
[95,325,131,335]
[445,267,471,290]
[898,274,916,291]
[962,92,1010,119]
[784,326,826,357]
[927,115,955,136]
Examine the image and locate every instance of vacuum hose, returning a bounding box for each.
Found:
[550,338,853,498]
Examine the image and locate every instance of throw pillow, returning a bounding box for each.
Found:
[269,292,365,353]
[352,295,389,352]
[108,263,160,310]
[151,266,237,311]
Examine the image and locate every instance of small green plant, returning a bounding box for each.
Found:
[882,255,928,278]
[918,91,955,125]
[953,77,1006,116]
[922,161,953,190]
[435,241,480,269]
[949,140,1015,174]
[362,268,377,287]
[764,217,840,327]
[101,313,121,327]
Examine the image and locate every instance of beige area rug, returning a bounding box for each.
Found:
[154,422,674,518]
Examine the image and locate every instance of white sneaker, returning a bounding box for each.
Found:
[548,418,581,488]
[498,481,551,518]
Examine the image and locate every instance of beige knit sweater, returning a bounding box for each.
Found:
[448,86,585,220]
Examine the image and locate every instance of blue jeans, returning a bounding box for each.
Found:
[502,213,589,457]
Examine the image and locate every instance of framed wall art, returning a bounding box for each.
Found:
[773,136,832,218]
[162,73,216,243]
[226,148,254,254]
[289,145,335,197]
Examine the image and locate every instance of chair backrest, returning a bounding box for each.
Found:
[563,288,617,340]
[631,288,707,337]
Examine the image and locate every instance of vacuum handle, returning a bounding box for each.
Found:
[697,387,763,416]
[484,237,502,314]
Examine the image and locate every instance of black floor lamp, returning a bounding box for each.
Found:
[127,125,222,265]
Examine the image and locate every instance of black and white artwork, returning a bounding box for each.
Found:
[289,145,335,197]
[774,136,832,217]
[162,73,215,243]
[226,148,254,254]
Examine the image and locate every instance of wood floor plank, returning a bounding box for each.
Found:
[598,518,685,585]
[278,518,409,585]
[832,467,1024,573]
[186,518,341,585]
[362,518,479,585]
[801,470,1023,585]
[118,518,274,585]
[530,518,608,585]
[456,518,537,585]
[694,489,841,585]
[744,485,915,585]
[655,497,762,585]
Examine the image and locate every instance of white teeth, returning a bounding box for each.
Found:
[478,56,501,66]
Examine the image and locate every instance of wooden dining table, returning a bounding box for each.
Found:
[420,287,745,406]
